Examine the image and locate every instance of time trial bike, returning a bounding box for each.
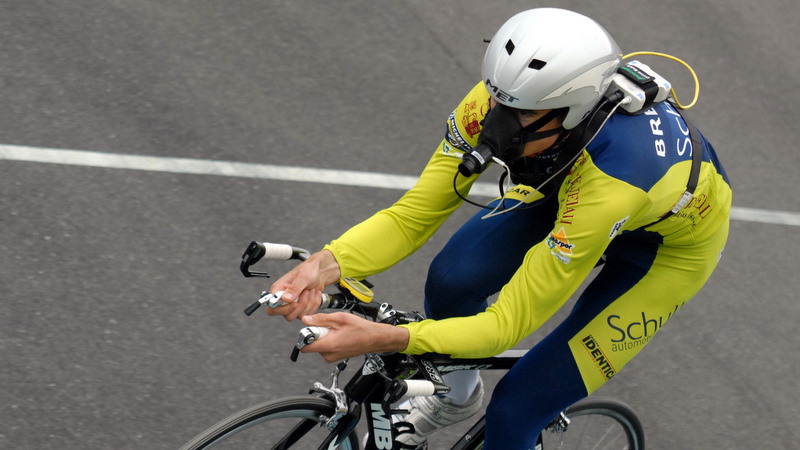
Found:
[178,241,645,450]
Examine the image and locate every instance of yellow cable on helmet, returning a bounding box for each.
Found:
[623,51,700,109]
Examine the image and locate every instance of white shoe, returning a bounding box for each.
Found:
[393,378,484,448]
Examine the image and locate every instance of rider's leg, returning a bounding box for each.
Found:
[393,195,558,447]
[424,195,558,401]
[483,225,728,449]
[424,195,558,320]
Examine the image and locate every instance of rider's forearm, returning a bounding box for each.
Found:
[300,313,409,361]
[308,249,342,286]
[378,323,410,354]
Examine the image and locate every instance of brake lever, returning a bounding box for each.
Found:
[240,241,270,278]
[290,326,329,362]
[244,290,287,316]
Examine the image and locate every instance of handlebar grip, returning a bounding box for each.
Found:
[261,242,295,260]
[400,380,436,398]
[291,326,329,362]
[261,242,311,261]
[309,326,329,339]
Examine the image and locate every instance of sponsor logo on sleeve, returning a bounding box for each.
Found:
[460,98,486,139]
[445,112,471,152]
[547,227,574,264]
[609,216,629,238]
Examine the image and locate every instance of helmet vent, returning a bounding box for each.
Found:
[505,40,515,55]
[528,59,547,70]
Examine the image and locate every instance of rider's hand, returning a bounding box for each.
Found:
[266,250,341,322]
[299,313,410,362]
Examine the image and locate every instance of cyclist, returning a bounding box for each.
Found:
[267,8,731,449]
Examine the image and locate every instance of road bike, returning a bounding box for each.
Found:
[179,241,645,449]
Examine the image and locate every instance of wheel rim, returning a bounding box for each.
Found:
[541,407,640,450]
[187,398,356,450]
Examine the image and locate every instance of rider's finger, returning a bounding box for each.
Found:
[267,306,296,321]
[302,312,349,329]
[301,290,324,312]
[271,271,304,303]
[282,276,315,303]
[300,313,324,327]
[280,287,298,302]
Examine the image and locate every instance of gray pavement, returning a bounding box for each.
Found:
[2,1,799,448]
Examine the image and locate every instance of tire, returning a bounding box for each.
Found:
[452,397,644,450]
[541,397,645,450]
[179,395,359,450]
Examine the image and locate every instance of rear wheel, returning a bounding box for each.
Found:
[451,397,644,450]
[179,396,358,450]
[541,397,645,449]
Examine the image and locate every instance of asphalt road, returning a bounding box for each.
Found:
[2,1,798,449]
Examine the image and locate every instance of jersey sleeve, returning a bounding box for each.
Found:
[324,82,491,279]
[400,152,653,358]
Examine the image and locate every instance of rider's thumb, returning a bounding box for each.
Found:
[301,314,326,327]
[281,278,311,303]
[280,287,297,302]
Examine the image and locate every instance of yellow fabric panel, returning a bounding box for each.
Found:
[646,163,733,245]
[568,216,729,393]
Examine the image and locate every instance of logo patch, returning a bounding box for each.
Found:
[547,227,574,264]
[445,112,470,152]
[484,78,519,103]
[581,335,616,380]
[460,98,486,138]
[503,185,545,204]
[609,216,629,238]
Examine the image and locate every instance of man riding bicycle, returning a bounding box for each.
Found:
[265,8,731,449]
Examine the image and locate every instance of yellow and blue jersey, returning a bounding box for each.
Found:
[325,82,732,367]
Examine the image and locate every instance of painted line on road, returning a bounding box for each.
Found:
[2,143,798,227]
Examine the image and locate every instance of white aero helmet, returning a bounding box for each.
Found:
[482,8,622,130]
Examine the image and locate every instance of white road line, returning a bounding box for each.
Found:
[2,143,799,227]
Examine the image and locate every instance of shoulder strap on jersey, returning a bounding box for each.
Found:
[649,105,703,225]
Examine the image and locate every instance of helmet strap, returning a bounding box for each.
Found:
[510,99,618,193]
[518,108,565,144]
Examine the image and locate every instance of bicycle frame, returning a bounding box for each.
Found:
[229,241,643,450]
[239,241,532,449]
[293,344,529,450]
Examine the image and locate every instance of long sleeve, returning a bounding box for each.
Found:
[324,82,492,279]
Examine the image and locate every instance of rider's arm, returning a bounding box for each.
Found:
[269,83,489,319]
[324,147,471,278]
[399,153,652,358]
[324,82,489,280]
[300,312,410,363]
